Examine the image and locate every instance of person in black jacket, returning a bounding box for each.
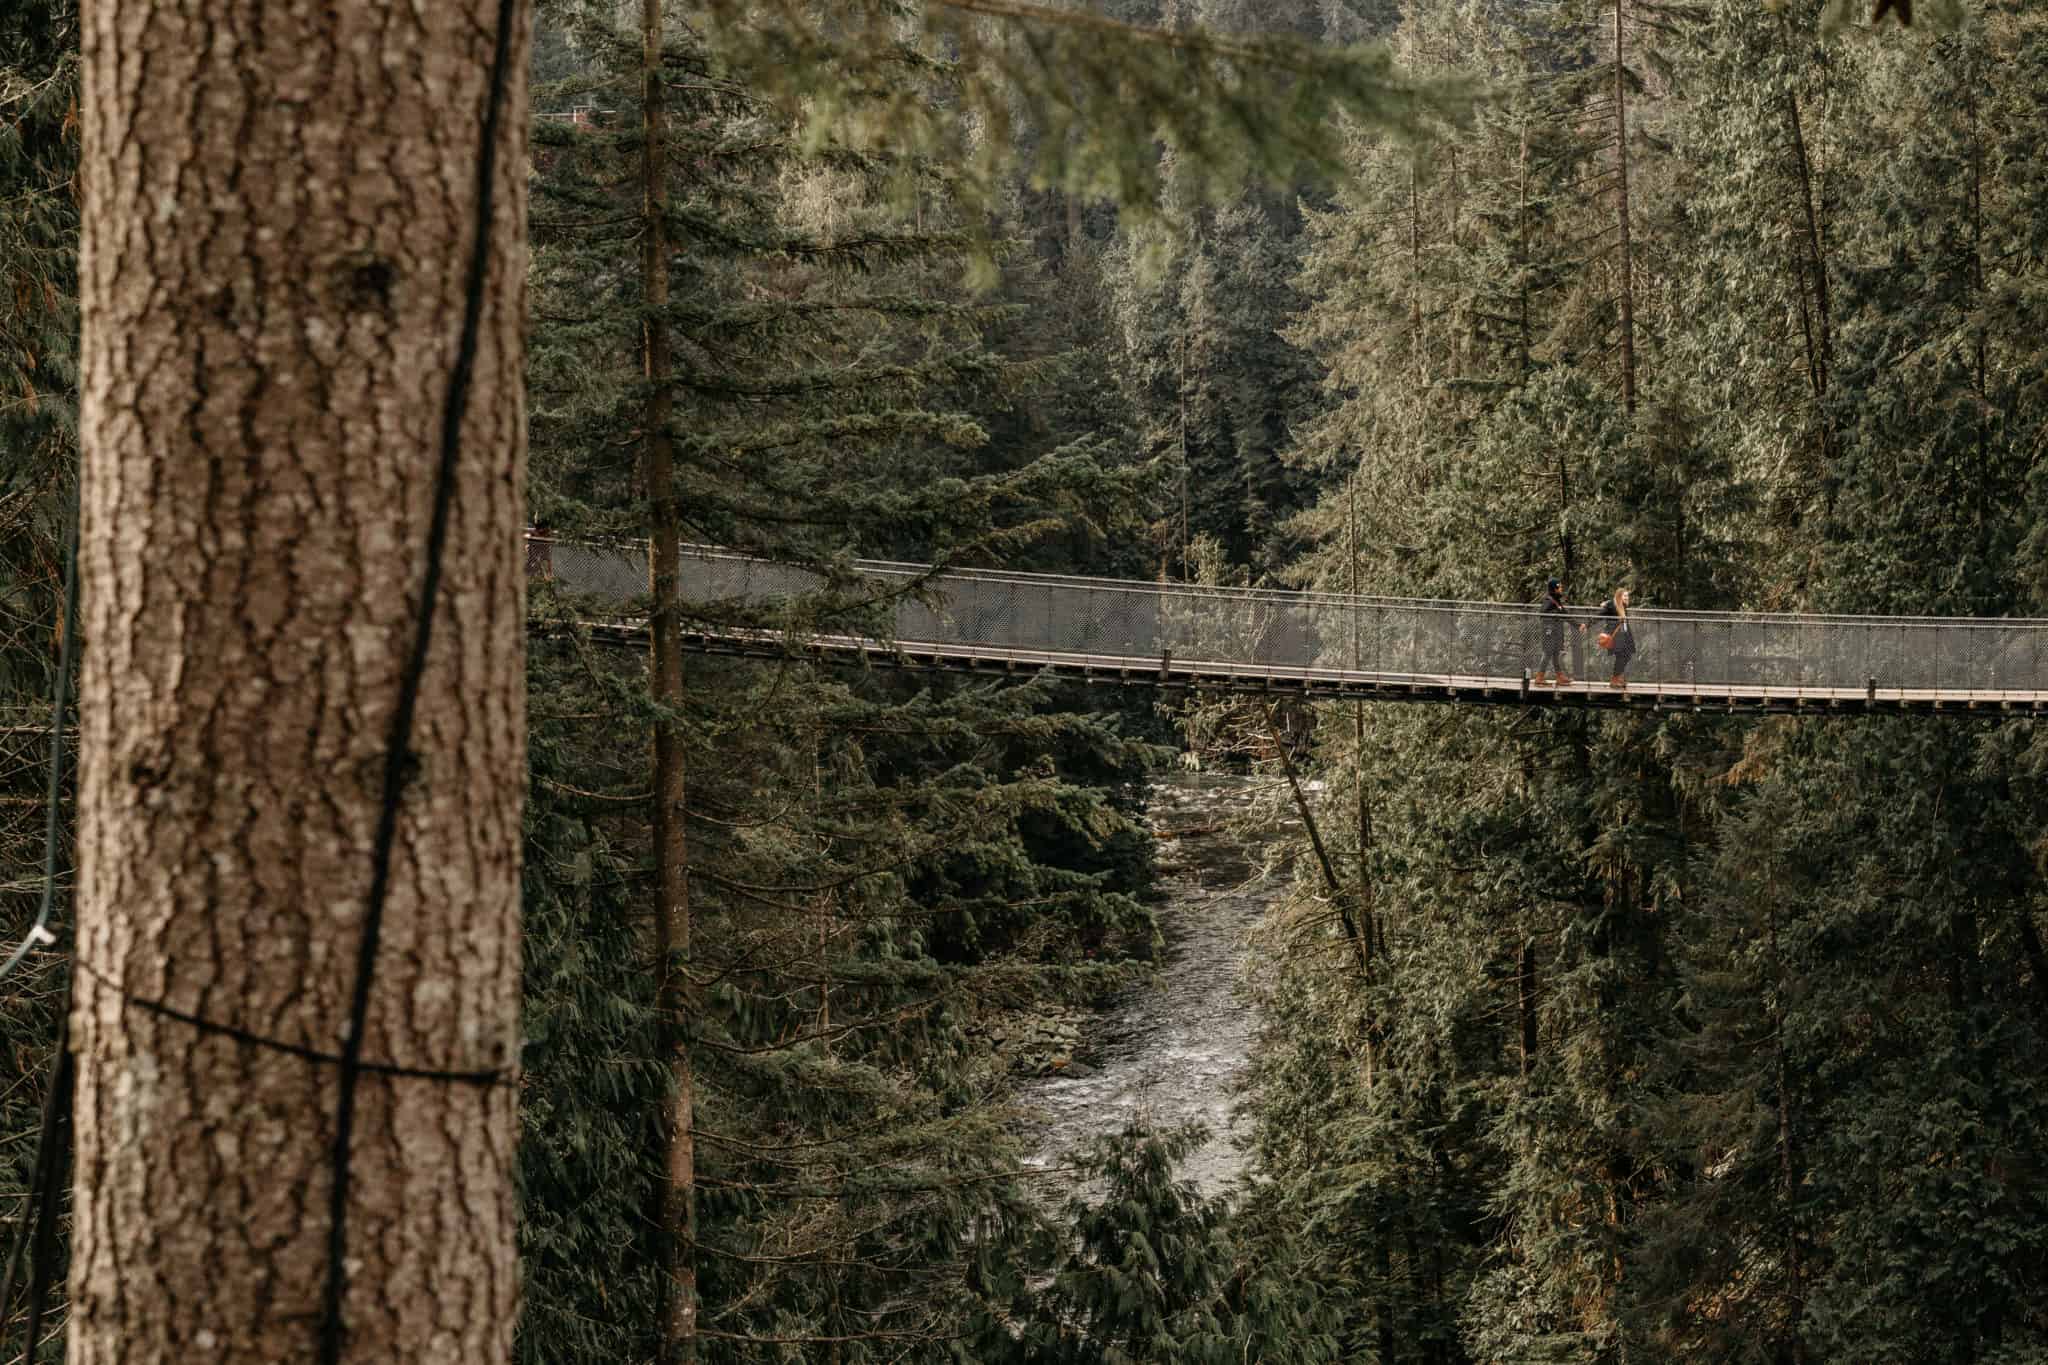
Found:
[1598,587,1635,689]
[1535,577,1582,686]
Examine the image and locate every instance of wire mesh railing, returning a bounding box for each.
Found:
[527,536,2048,697]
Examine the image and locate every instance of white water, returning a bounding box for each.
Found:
[1022,773,1289,1196]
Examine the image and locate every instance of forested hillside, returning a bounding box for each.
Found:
[3,0,2045,1361]
[1240,1,2048,1360]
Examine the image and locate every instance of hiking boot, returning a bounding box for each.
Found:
[1609,674,1627,690]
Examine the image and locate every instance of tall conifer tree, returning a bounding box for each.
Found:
[520,5,1167,1356]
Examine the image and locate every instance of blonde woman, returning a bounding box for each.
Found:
[1597,587,1635,689]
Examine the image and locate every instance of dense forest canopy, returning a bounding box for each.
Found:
[3,0,2044,1361]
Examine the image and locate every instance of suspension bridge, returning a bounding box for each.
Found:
[527,535,2048,716]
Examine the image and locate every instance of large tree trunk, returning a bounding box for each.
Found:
[1612,0,1637,419]
[1783,90,1832,405]
[1260,704,1368,977]
[69,1,530,1360]
[642,0,699,1360]
[1766,896,1805,1363]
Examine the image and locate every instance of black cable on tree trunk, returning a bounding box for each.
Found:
[317,0,521,1358]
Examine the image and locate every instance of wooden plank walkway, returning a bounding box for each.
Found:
[551,621,2048,716]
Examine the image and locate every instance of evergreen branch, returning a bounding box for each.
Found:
[692,995,949,1056]
[695,1324,959,1347]
[703,0,1473,228]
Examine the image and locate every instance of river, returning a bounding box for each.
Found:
[1022,772,1291,1197]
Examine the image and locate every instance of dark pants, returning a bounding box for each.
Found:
[1610,631,1635,675]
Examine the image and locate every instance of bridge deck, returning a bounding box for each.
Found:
[534,538,2048,717]
[657,628,2046,716]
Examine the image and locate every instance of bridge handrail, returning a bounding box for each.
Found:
[526,533,2048,630]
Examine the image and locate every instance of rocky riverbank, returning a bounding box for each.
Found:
[981,1004,1097,1078]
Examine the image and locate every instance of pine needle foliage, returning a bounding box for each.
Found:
[1233,2,2048,1361]
[0,0,74,479]
[701,0,1474,238]
[520,3,1176,1357]
[970,1123,1344,1364]
[0,3,74,1355]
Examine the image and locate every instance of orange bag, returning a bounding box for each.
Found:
[1597,630,1615,651]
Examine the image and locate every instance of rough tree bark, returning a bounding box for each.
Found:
[69,1,529,1360]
